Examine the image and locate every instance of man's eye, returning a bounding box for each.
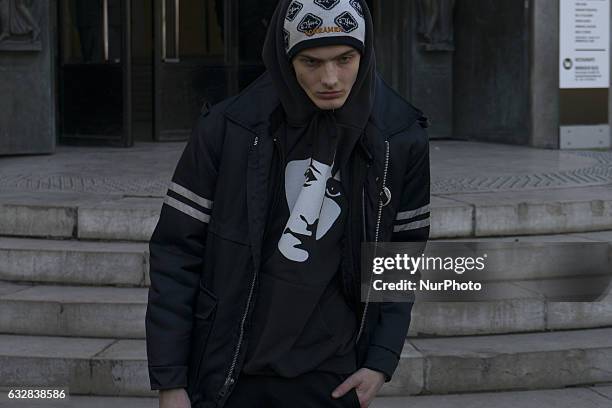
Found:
[303,59,317,66]
[339,56,352,64]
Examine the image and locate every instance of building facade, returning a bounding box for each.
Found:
[0,0,610,155]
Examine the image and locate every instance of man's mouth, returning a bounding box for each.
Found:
[317,91,343,99]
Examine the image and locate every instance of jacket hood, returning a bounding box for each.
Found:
[261,0,377,130]
[224,72,423,140]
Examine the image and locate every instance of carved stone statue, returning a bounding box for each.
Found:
[0,0,40,44]
[416,0,456,51]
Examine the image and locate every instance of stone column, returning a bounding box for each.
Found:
[529,0,560,149]
[410,0,456,139]
[373,0,455,140]
[0,0,56,155]
[609,0,612,148]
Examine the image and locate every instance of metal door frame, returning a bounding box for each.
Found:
[153,0,240,141]
[57,0,133,147]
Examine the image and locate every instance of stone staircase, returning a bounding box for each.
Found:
[0,191,611,404]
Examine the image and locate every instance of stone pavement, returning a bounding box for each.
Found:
[1,384,612,407]
[0,140,611,197]
[371,384,612,408]
[2,140,611,240]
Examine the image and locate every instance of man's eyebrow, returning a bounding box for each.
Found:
[298,50,357,61]
[337,50,358,57]
[298,53,320,61]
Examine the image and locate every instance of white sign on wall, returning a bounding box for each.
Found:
[560,0,610,89]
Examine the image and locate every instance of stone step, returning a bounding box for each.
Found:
[0,238,149,287]
[1,230,610,289]
[431,185,612,238]
[384,327,612,396]
[1,386,611,408]
[0,280,609,339]
[0,192,162,242]
[0,391,157,408]
[1,188,612,241]
[373,384,612,408]
[409,281,612,337]
[0,335,154,397]
[437,230,612,281]
[0,282,147,339]
[2,329,612,397]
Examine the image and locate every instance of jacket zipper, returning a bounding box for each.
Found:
[218,135,260,399]
[262,135,284,245]
[219,136,388,397]
[355,140,390,343]
[218,270,256,398]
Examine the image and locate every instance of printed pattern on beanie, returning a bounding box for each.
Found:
[286,1,304,21]
[334,11,358,33]
[297,13,324,36]
[349,0,363,17]
[314,0,340,10]
[283,0,366,56]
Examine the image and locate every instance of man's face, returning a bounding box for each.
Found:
[292,45,361,110]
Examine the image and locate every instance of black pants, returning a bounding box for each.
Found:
[224,371,360,408]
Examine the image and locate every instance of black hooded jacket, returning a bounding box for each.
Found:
[145,71,430,408]
[145,3,430,408]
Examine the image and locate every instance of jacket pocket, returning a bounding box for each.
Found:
[208,221,250,246]
[194,283,218,319]
[189,283,218,388]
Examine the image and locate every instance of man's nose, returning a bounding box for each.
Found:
[321,62,339,88]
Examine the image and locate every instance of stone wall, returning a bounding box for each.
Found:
[0,0,55,155]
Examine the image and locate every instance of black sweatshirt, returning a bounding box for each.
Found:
[242,123,357,377]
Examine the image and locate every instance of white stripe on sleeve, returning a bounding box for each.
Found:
[169,182,213,210]
[163,196,211,224]
[393,218,430,232]
[396,204,430,221]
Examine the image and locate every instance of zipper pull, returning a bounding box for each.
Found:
[219,377,235,398]
[253,136,259,147]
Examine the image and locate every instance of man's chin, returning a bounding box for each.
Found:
[314,98,347,111]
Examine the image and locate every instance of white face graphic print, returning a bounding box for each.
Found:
[278,158,342,262]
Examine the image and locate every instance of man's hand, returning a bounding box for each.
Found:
[159,388,190,408]
[331,368,385,407]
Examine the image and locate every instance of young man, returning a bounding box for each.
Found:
[145,1,430,407]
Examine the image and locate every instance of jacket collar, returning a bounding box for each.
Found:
[223,70,421,137]
[369,74,422,137]
[224,72,282,137]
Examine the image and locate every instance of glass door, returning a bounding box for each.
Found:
[153,0,276,141]
[154,0,227,141]
[58,0,132,146]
